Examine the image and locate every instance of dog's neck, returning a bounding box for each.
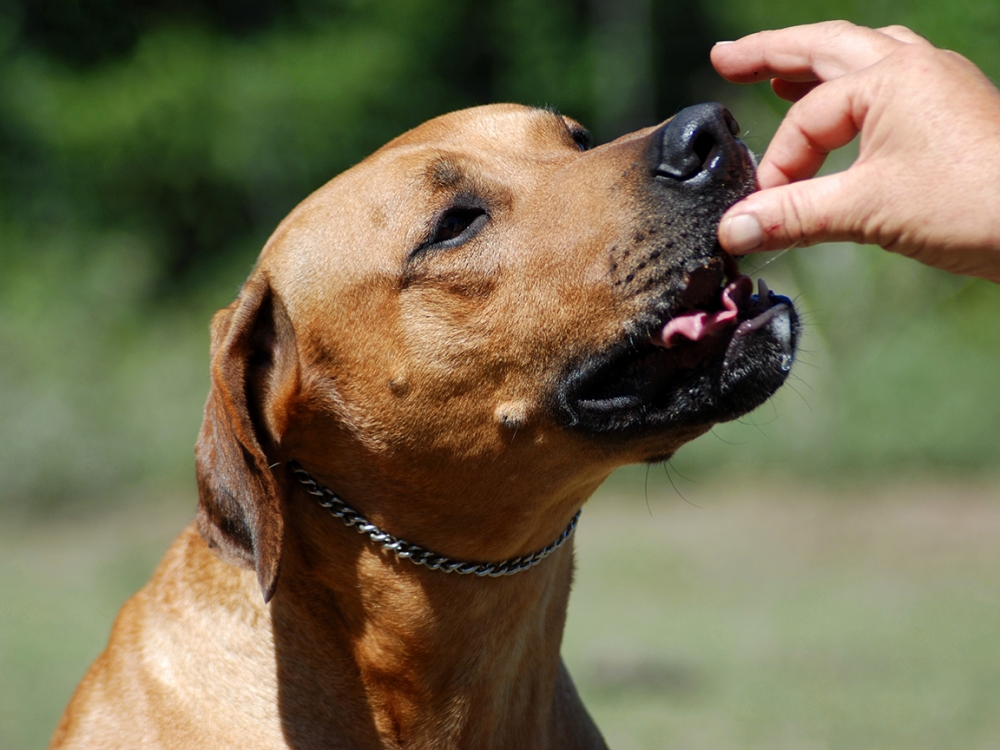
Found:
[288,461,581,577]
[268,485,606,750]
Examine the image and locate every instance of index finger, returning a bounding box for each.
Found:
[711,21,905,84]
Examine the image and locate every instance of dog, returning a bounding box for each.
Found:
[51,102,798,749]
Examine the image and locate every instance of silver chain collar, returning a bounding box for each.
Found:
[288,461,580,577]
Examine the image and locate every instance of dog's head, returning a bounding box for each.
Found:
[194,104,798,598]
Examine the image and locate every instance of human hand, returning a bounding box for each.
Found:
[712,21,1000,282]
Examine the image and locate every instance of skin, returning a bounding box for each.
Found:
[712,21,1000,283]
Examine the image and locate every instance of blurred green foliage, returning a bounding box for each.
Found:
[1,0,998,513]
[2,3,1000,747]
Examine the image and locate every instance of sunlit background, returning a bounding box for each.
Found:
[1,1,998,748]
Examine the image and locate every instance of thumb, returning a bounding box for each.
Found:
[718,171,863,254]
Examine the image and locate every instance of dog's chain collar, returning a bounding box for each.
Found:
[288,461,580,577]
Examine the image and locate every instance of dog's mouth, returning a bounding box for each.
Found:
[556,263,799,435]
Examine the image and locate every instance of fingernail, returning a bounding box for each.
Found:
[714,41,735,45]
[723,213,764,254]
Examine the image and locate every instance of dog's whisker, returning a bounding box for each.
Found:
[740,247,791,273]
[662,461,702,509]
[783,379,816,413]
[644,464,654,517]
[709,426,748,446]
[666,459,698,485]
[788,371,819,394]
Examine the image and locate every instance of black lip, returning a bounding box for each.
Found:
[554,277,799,436]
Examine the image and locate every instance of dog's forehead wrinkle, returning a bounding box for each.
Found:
[427,157,462,190]
[434,177,512,214]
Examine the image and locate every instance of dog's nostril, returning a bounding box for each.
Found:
[691,131,716,170]
[655,103,743,183]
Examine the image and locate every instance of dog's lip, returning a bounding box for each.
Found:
[561,274,794,417]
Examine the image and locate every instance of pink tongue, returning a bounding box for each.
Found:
[654,276,751,349]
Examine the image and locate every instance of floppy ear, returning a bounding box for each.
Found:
[195,275,298,602]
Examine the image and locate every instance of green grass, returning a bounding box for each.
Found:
[3,479,999,749]
[565,480,1000,749]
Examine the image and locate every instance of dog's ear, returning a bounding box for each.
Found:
[195,275,298,603]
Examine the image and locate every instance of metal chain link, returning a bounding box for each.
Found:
[287,461,580,577]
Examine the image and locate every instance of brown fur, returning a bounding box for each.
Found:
[51,104,769,749]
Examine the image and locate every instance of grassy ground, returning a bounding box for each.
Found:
[3,478,999,749]
[567,479,1000,749]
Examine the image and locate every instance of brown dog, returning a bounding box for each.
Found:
[51,103,797,749]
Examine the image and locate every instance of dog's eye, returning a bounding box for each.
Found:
[570,128,592,152]
[430,207,489,245]
[409,204,490,262]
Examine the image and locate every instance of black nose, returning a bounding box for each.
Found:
[656,103,747,184]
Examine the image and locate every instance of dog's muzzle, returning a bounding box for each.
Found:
[553,103,798,440]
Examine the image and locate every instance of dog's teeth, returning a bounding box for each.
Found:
[757,278,770,298]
